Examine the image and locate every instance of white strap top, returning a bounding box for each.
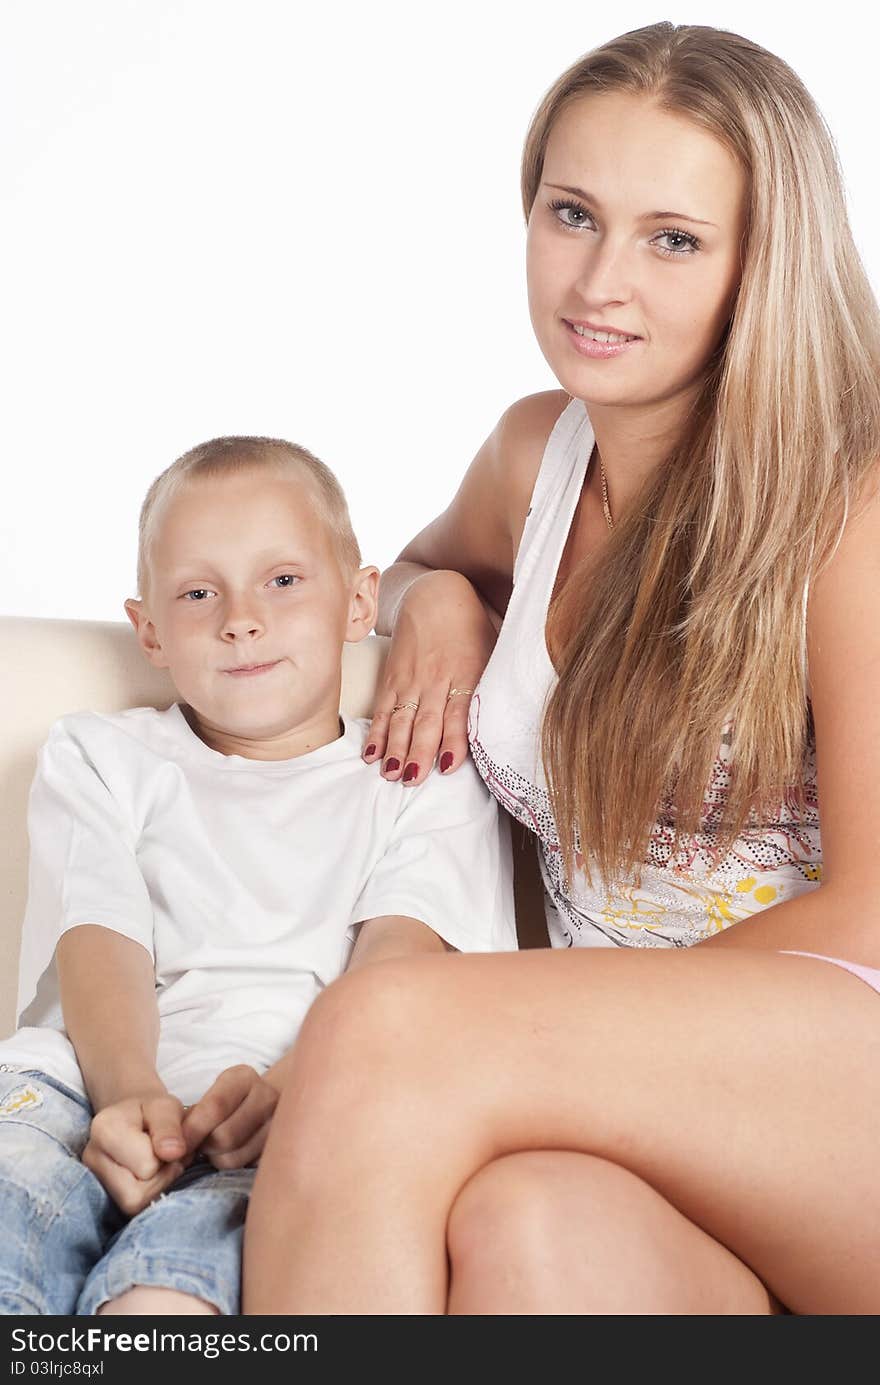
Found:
[467,397,821,949]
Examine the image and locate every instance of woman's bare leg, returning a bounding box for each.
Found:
[447,1151,781,1314]
[243,947,880,1314]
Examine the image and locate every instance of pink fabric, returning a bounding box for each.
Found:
[780,950,880,995]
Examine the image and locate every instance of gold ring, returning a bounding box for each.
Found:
[391,700,420,713]
[446,688,474,700]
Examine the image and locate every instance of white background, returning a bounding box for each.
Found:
[3,1,877,621]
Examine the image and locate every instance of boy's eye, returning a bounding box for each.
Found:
[182,588,214,602]
[270,574,300,588]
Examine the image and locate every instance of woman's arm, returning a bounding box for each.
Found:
[366,390,568,782]
[376,564,502,640]
[702,468,880,959]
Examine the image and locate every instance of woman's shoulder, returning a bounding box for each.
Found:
[496,389,573,542]
[394,389,574,610]
[497,389,572,481]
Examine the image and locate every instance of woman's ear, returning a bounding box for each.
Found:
[345,566,380,643]
[124,597,170,668]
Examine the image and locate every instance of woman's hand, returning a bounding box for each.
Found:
[363,568,500,787]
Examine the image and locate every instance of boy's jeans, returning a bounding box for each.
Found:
[0,1068,253,1315]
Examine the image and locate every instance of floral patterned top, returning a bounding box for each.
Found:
[467,397,820,948]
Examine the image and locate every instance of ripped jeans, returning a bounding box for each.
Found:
[0,1069,253,1315]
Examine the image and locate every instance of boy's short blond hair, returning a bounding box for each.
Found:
[136,436,362,601]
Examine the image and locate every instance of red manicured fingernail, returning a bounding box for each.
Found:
[403,762,418,782]
[384,757,400,772]
[440,752,454,772]
[364,744,376,758]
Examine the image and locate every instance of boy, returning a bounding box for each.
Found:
[0,436,515,1316]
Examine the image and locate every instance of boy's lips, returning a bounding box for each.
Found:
[222,660,281,677]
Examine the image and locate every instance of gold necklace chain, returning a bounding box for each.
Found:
[570,397,614,532]
[599,453,614,531]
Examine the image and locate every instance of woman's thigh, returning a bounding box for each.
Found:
[251,946,880,1313]
[447,1151,781,1315]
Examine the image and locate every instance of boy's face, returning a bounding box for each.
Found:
[126,469,377,759]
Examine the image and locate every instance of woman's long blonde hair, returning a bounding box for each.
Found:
[524,23,880,890]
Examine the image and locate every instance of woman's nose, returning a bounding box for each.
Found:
[573,233,633,304]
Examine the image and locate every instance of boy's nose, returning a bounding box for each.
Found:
[221,609,265,640]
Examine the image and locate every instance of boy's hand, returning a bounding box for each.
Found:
[181,1064,279,1170]
[82,1092,190,1217]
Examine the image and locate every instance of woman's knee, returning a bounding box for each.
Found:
[448,1150,612,1273]
[447,1151,773,1314]
[267,959,444,1163]
[286,958,440,1087]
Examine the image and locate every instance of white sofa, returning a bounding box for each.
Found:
[0,616,544,1040]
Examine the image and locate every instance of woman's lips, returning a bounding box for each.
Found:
[222,661,280,677]
[563,321,642,359]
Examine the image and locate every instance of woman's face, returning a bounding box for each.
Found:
[526,91,749,412]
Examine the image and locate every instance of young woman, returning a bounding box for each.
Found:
[243,22,880,1314]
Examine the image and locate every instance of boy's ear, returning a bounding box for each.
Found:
[344,566,380,644]
[124,598,170,669]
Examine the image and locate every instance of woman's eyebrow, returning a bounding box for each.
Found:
[544,183,718,228]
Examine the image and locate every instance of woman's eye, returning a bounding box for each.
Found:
[548,199,700,258]
[654,228,701,257]
[182,588,214,602]
[270,574,300,588]
[549,198,591,229]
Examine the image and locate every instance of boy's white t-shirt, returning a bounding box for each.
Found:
[1,705,516,1106]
